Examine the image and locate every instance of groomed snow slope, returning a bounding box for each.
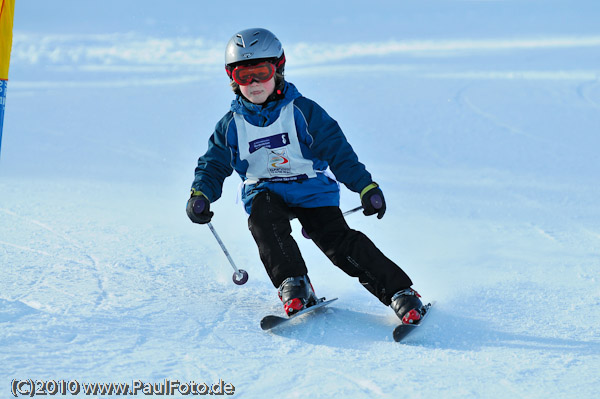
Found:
[1,1,599,398]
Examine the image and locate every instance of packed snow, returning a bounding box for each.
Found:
[1,1,599,398]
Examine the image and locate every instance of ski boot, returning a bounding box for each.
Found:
[390,288,424,325]
[277,275,318,316]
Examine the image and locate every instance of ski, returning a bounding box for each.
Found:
[393,302,434,342]
[260,297,338,331]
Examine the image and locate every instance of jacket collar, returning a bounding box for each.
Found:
[230,81,301,116]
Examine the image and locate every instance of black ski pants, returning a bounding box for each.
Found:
[247,190,413,305]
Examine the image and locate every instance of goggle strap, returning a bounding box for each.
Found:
[275,53,286,70]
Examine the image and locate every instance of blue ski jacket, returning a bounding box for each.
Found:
[191,81,373,214]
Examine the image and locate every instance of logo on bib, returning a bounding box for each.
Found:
[268,148,292,175]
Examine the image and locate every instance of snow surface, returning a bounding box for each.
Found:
[2,1,600,398]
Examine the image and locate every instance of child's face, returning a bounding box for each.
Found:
[240,77,276,105]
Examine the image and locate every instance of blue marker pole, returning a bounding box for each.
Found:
[0,0,16,157]
[0,79,7,154]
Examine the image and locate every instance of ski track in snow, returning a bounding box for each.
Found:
[0,206,110,312]
[576,79,600,109]
[455,84,553,145]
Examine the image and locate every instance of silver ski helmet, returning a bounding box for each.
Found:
[225,28,286,79]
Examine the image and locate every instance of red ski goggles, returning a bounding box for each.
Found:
[231,62,275,86]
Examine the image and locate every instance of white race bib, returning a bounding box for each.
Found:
[235,102,316,183]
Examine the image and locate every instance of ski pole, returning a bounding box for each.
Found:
[342,205,364,217]
[206,222,249,285]
[193,198,248,285]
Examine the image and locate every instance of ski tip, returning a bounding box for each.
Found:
[260,297,339,331]
[260,315,286,331]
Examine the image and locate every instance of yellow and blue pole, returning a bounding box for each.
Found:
[0,0,15,155]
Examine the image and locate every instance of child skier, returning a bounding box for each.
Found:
[187,28,425,324]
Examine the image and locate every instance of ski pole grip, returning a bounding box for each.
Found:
[193,197,206,214]
[370,194,383,210]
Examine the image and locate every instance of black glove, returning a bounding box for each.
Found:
[360,183,386,219]
[186,191,213,224]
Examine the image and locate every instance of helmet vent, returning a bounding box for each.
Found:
[234,34,245,48]
[234,34,259,48]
